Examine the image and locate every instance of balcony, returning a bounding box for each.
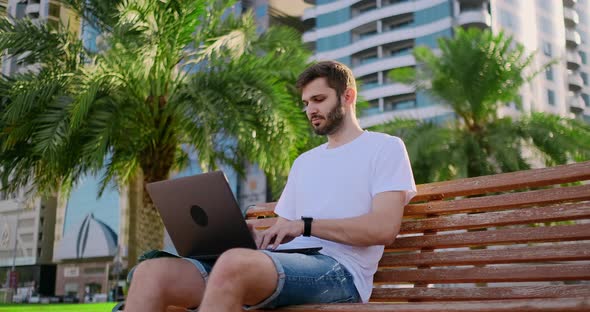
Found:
[302,7,316,21]
[568,74,583,92]
[563,0,577,8]
[302,29,317,43]
[457,9,492,29]
[352,22,378,43]
[563,7,579,27]
[566,50,582,70]
[566,30,581,48]
[569,95,585,114]
[352,0,378,18]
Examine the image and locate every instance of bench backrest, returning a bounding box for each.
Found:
[246,161,590,302]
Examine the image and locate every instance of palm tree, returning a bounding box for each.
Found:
[374,28,590,183]
[0,0,311,266]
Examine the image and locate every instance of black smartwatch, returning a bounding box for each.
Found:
[301,217,313,237]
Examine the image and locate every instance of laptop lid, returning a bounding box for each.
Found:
[146,171,257,258]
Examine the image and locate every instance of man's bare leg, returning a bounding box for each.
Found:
[199,248,279,312]
[124,257,206,312]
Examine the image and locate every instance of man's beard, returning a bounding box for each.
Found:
[311,98,345,136]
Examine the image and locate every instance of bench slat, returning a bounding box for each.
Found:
[246,162,590,218]
[379,243,590,267]
[405,184,590,216]
[400,202,590,233]
[369,285,590,301]
[389,224,590,250]
[248,203,590,234]
[413,161,590,201]
[266,297,590,312]
[374,263,590,284]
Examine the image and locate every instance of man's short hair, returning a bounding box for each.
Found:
[296,61,356,97]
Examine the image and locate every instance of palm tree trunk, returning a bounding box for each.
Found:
[126,170,165,268]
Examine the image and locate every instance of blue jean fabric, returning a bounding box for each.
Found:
[128,249,360,310]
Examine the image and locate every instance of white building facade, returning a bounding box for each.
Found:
[301,0,590,125]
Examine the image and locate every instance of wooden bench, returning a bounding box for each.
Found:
[246,161,590,311]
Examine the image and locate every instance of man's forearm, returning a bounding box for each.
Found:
[310,214,398,247]
[260,192,406,249]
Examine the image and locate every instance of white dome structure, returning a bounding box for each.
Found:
[55,213,118,260]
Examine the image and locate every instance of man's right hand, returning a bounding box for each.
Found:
[255,218,304,250]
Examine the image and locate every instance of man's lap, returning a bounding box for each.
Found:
[253,250,360,309]
[128,249,360,310]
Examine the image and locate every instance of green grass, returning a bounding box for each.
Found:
[0,303,115,312]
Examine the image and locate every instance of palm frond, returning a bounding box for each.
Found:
[520,113,590,165]
[59,0,122,32]
[0,17,63,65]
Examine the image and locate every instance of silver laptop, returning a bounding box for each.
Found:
[146,171,321,260]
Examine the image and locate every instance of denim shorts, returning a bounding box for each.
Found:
[129,249,360,310]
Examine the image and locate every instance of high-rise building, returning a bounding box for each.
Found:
[574,0,590,122]
[0,192,58,300]
[301,0,590,126]
[0,0,80,301]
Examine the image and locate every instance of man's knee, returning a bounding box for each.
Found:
[212,248,263,280]
[129,258,181,294]
[210,248,276,285]
[213,248,256,275]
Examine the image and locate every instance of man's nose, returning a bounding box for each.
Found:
[306,103,319,114]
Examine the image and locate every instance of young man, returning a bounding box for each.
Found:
[122,61,416,312]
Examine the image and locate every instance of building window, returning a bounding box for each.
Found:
[359,30,377,39]
[580,51,587,64]
[582,72,589,86]
[460,2,483,11]
[362,100,380,116]
[64,283,79,296]
[582,93,590,107]
[545,66,553,81]
[360,74,379,89]
[384,93,417,111]
[38,232,43,241]
[360,55,377,64]
[49,3,60,17]
[542,42,552,56]
[391,46,412,57]
[352,0,377,16]
[547,89,555,106]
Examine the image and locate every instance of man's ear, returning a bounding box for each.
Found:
[343,88,357,106]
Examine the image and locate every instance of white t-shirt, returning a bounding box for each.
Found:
[274,130,417,303]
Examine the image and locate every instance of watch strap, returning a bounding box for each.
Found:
[301,217,313,237]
